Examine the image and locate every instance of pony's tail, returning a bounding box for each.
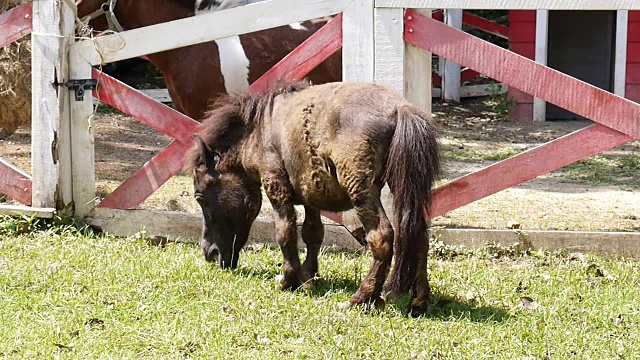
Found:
[384,103,440,295]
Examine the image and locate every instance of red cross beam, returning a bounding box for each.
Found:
[404,10,637,219]
[0,3,32,48]
[0,158,32,205]
[94,14,343,215]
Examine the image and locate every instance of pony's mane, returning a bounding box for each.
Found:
[183,80,311,174]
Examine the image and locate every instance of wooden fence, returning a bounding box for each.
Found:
[1,0,639,255]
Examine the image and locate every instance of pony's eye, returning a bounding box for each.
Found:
[194,194,204,204]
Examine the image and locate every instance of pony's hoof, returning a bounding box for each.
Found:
[275,274,286,289]
[407,300,428,317]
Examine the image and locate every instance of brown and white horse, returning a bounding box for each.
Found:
[75,0,342,120]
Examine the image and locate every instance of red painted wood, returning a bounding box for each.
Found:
[629,11,640,22]
[627,42,640,63]
[628,22,640,40]
[405,10,640,139]
[509,23,536,43]
[509,10,536,23]
[429,124,632,219]
[462,12,509,39]
[98,14,343,210]
[626,63,640,84]
[248,13,342,93]
[460,68,479,84]
[508,88,534,103]
[625,84,640,103]
[432,10,444,22]
[92,69,198,143]
[97,140,192,209]
[0,157,31,205]
[508,103,533,121]
[509,42,535,60]
[432,72,442,86]
[0,3,32,48]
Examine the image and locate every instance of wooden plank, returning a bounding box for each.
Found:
[374,7,406,94]
[248,13,343,92]
[405,11,640,139]
[626,63,640,83]
[85,209,362,251]
[429,124,632,219]
[510,10,536,22]
[0,157,32,205]
[0,3,32,47]
[69,51,97,218]
[342,0,375,82]
[533,10,548,122]
[459,83,506,97]
[0,205,55,219]
[443,9,462,102]
[462,11,509,39]
[510,42,535,60]
[436,228,640,258]
[97,16,344,211]
[375,0,640,10]
[30,0,75,208]
[71,0,349,66]
[460,68,479,83]
[405,8,432,112]
[615,10,629,96]
[93,69,198,143]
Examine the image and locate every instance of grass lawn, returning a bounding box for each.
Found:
[0,222,639,359]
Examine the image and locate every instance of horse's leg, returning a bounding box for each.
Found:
[301,206,324,280]
[349,192,394,309]
[408,234,431,317]
[262,172,303,290]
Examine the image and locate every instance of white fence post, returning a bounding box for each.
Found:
[533,9,549,122]
[343,0,375,82]
[69,51,97,219]
[614,10,628,97]
[443,8,462,102]
[30,0,75,208]
[405,8,432,112]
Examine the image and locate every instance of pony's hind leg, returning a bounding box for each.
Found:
[301,206,324,281]
[408,234,431,317]
[349,193,394,309]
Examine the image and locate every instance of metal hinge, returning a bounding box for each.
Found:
[58,79,98,101]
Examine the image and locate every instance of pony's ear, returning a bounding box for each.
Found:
[193,134,220,169]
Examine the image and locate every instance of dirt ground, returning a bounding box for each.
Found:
[1,96,638,232]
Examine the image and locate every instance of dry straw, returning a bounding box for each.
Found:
[0,0,31,137]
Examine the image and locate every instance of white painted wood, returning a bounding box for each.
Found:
[85,209,362,250]
[343,0,375,82]
[30,0,75,208]
[71,0,349,66]
[69,50,97,218]
[375,0,640,10]
[533,9,549,122]
[374,7,405,94]
[615,10,628,97]
[0,205,55,219]
[443,9,462,102]
[405,8,432,112]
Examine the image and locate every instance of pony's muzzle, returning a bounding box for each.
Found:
[203,243,220,263]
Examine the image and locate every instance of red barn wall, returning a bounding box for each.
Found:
[626,11,640,103]
[508,10,536,120]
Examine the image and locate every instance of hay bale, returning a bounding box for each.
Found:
[0,0,31,137]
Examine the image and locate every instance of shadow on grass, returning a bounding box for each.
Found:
[232,264,510,323]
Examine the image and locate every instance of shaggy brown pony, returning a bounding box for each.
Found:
[184,81,440,316]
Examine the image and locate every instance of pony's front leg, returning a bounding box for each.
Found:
[301,206,324,280]
[262,172,304,290]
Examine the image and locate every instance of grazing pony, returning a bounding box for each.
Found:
[184,81,440,316]
[75,0,341,120]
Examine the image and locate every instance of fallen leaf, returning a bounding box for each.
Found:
[255,334,271,345]
[506,221,521,229]
[54,343,74,350]
[147,236,168,248]
[586,263,605,277]
[520,296,538,312]
[613,314,625,325]
[84,318,105,329]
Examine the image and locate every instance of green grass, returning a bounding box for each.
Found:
[1,225,639,358]
[442,145,522,162]
[561,154,640,189]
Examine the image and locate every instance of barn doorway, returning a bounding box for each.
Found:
[546,11,616,120]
